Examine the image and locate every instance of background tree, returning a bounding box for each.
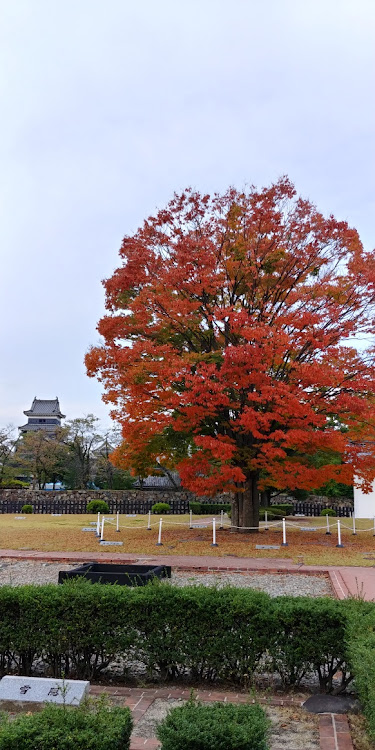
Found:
[86,178,375,531]
[16,428,69,489]
[63,415,103,489]
[93,429,135,489]
[0,426,19,487]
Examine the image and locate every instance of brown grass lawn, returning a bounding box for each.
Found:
[0,514,374,566]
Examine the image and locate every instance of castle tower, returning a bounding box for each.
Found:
[19,398,65,435]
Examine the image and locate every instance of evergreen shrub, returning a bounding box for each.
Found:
[20,505,33,514]
[157,698,270,750]
[320,508,336,516]
[0,582,355,689]
[151,502,171,514]
[86,500,109,514]
[0,698,132,750]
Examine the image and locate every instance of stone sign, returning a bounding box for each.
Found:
[126,514,137,517]
[255,545,280,550]
[14,517,26,520]
[0,676,89,705]
[99,541,123,546]
[82,527,97,532]
[191,524,209,528]
[300,527,317,531]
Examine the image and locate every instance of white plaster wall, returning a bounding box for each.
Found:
[354,481,375,519]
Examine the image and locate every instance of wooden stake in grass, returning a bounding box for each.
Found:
[116,512,120,532]
[325,514,331,535]
[352,514,356,535]
[147,510,151,530]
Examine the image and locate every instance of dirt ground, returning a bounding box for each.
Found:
[0,513,373,566]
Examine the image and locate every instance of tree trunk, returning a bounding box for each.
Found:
[232,473,260,533]
[260,489,271,508]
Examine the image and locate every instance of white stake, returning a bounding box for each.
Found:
[373,516,375,537]
[100,517,105,542]
[116,511,120,532]
[265,510,269,531]
[189,509,193,529]
[96,512,100,537]
[156,517,163,546]
[352,514,356,535]
[281,517,288,546]
[336,518,343,548]
[147,510,152,530]
[211,517,218,547]
[220,509,224,529]
[325,513,331,535]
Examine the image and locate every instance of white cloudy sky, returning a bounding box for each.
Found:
[0,0,374,429]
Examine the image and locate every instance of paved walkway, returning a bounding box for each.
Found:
[0,548,374,600]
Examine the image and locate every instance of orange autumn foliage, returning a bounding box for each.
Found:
[86,178,375,528]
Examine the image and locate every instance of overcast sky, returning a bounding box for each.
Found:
[0,0,374,430]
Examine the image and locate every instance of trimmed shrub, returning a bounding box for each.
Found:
[0,581,355,689]
[0,698,132,750]
[86,500,109,514]
[157,698,270,750]
[268,596,352,691]
[21,505,33,514]
[270,504,294,516]
[151,502,171,514]
[320,508,336,516]
[189,502,231,515]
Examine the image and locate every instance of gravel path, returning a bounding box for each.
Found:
[0,560,332,596]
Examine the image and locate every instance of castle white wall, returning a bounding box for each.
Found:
[354,481,375,519]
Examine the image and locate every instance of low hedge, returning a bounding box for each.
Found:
[157,698,270,750]
[0,698,132,750]
[190,502,231,515]
[0,582,354,689]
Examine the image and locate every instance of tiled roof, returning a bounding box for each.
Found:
[133,472,181,488]
[19,423,60,433]
[23,398,65,418]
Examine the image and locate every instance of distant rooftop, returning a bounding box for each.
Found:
[133,472,181,489]
[23,398,65,419]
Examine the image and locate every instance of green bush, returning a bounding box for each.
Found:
[157,698,270,750]
[151,502,171,514]
[320,508,336,516]
[189,502,231,515]
[1,480,29,489]
[259,509,276,521]
[86,500,109,514]
[270,504,294,516]
[0,698,132,750]
[20,505,33,514]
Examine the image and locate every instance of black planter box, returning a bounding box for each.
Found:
[58,562,172,586]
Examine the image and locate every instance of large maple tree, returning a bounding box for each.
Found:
[86,178,375,531]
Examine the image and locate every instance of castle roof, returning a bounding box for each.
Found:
[23,398,65,419]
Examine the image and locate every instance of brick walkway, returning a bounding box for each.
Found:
[0,548,374,600]
[89,685,354,750]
